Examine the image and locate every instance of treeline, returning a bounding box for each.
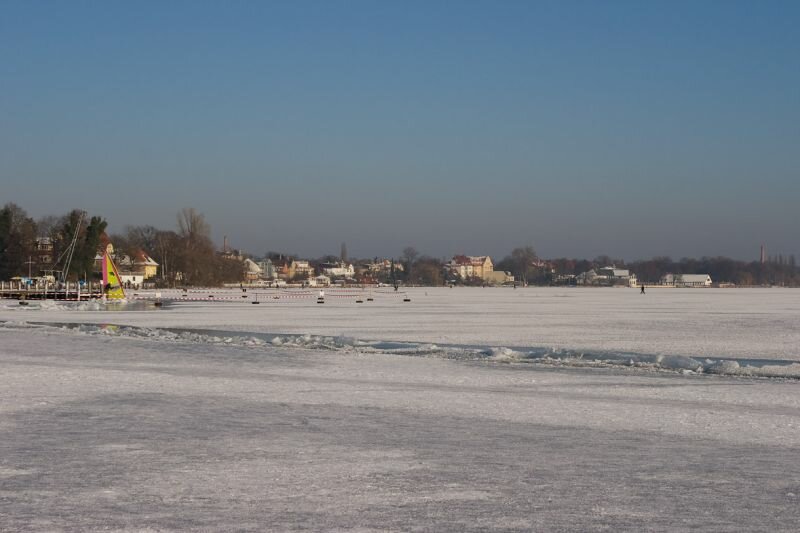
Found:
[0,203,243,286]
[497,248,800,287]
[3,202,797,287]
[628,256,798,286]
[546,255,800,286]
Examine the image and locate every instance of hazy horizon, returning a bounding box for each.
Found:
[2,1,798,262]
[4,200,791,263]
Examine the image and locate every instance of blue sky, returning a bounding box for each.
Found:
[2,1,798,261]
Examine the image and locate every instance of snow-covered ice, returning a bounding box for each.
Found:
[1,287,799,530]
[3,287,800,376]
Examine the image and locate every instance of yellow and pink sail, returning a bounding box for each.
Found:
[102,252,126,299]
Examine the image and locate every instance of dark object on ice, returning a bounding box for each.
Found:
[640,285,646,294]
[154,301,163,308]
[403,297,411,302]
[18,300,29,306]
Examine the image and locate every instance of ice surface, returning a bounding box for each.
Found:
[2,286,800,529]
[4,311,799,378]
[3,287,799,364]
[1,325,799,531]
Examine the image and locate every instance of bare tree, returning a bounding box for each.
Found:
[154,230,179,283]
[36,215,59,239]
[402,246,419,283]
[510,246,537,286]
[174,208,215,285]
[177,208,211,243]
[126,225,160,255]
[109,233,134,259]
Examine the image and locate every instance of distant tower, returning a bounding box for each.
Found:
[341,242,348,263]
[760,244,766,264]
[224,235,229,253]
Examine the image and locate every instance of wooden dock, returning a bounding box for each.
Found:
[0,281,102,301]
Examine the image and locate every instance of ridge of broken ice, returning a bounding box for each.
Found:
[2,319,798,379]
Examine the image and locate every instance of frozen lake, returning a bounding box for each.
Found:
[1,287,799,530]
[3,287,800,374]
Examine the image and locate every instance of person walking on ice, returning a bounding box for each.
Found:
[640,284,646,294]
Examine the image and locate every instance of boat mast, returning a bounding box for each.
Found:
[61,211,86,282]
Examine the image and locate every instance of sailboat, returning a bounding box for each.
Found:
[102,252,126,300]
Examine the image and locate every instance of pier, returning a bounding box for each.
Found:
[0,280,102,301]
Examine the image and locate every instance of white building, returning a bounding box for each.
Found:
[597,267,638,287]
[660,273,712,287]
[119,273,145,289]
[309,275,331,287]
[322,263,355,278]
[578,267,637,287]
